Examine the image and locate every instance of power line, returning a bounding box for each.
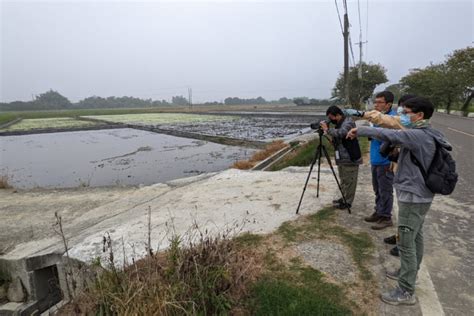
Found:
[366,0,369,59]
[349,36,356,66]
[334,0,344,35]
[358,0,362,36]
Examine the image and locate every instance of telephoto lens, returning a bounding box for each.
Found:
[310,119,327,130]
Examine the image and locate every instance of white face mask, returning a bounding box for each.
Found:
[397,106,404,115]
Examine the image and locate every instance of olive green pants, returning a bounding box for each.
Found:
[398,201,431,294]
[337,165,359,205]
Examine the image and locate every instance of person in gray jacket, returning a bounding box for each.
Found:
[346,97,451,305]
[320,105,362,209]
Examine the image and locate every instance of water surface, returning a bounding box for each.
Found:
[0,128,254,189]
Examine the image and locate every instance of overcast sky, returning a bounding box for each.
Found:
[1,0,472,103]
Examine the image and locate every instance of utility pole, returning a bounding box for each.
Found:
[343,13,350,105]
[188,87,192,109]
[355,39,367,105]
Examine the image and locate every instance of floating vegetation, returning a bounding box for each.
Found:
[83,113,234,125]
[0,117,99,132]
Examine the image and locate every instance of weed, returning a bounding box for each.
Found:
[234,232,263,247]
[250,264,351,316]
[277,221,302,243]
[233,140,288,170]
[66,228,260,315]
[0,176,11,189]
[232,160,255,170]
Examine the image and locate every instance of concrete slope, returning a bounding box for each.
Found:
[2,168,338,265]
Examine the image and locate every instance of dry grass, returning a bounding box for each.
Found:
[232,140,288,170]
[0,176,10,189]
[61,228,263,315]
[59,206,378,315]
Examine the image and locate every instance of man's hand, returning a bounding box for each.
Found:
[343,109,365,117]
[346,127,358,139]
[320,121,329,132]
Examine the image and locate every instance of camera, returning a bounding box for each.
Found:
[379,142,399,162]
[310,119,328,133]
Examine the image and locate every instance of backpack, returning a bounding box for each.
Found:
[410,139,458,195]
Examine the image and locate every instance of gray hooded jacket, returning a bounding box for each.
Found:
[357,125,452,202]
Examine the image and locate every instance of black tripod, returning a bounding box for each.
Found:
[296,129,351,214]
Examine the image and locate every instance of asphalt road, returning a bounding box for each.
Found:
[424,113,474,315]
[430,113,474,203]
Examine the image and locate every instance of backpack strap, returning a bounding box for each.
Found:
[409,129,437,181]
[409,151,428,181]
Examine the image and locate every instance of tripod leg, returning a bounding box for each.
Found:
[296,144,321,214]
[321,145,352,214]
[316,143,322,198]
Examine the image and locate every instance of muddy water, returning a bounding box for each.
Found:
[0,128,254,189]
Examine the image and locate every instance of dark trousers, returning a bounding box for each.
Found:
[371,165,394,218]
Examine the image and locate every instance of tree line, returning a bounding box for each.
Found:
[331,46,473,116]
[2,47,471,114]
[0,91,333,111]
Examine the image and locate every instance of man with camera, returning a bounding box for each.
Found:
[320,105,362,210]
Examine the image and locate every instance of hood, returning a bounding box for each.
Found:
[423,126,453,151]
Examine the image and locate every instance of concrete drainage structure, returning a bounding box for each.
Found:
[0,254,65,315]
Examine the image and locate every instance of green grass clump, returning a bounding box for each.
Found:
[250,262,351,316]
[234,232,264,247]
[277,221,303,243]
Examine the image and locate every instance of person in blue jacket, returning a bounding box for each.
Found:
[364,91,397,230]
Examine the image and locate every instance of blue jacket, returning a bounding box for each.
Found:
[369,108,397,166]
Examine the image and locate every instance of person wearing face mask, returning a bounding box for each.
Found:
[344,94,417,255]
[346,97,452,306]
[343,94,417,129]
[320,105,362,210]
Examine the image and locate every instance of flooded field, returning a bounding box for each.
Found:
[0,128,254,189]
[86,113,321,141]
[159,115,320,141]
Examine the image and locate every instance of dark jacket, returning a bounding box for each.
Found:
[327,116,362,166]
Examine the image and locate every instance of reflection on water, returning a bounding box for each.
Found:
[0,128,254,189]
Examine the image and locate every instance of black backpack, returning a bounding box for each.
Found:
[410,139,458,195]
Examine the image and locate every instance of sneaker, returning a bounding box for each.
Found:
[381,286,416,306]
[336,202,351,210]
[386,268,400,281]
[332,198,343,205]
[371,218,393,230]
[390,246,399,257]
[364,212,381,223]
[384,235,397,245]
